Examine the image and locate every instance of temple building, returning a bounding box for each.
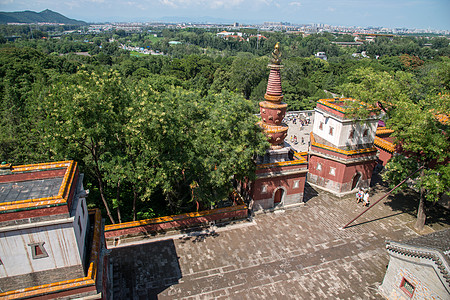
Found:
[307,98,379,195]
[250,43,308,211]
[379,229,450,299]
[0,161,109,299]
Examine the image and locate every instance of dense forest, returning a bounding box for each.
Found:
[0,25,449,225]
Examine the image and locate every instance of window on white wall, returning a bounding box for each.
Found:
[329,127,334,136]
[363,129,369,137]
[319,122,323,130]
[317,163,322,171]
[349,129,354,139]
[329,167,336,176]
[400,277,415,297]
[28,242,49,259]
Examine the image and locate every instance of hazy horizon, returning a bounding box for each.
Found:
[1,0,449,31]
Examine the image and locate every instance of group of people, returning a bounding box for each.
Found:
[283,115,311,127]
[290,135,305,145]
[356,188,370,207]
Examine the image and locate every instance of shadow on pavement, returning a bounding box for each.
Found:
[111,239,182,299]
[303,182,319,203]
[371,173,450,231]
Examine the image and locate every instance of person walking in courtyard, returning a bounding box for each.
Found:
[356,188,363,203]
[363,190,370,207]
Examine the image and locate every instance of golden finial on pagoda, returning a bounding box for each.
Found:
[271,42,282,65]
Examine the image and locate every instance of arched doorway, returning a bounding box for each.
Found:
[351,172,362,190]
[273,188,284,205]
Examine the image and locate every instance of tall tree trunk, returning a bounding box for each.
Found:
[414,168,426,231]
[132,184,137,221]
[90,140,115,224]
[116,181,122,223]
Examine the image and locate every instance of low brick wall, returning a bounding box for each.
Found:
[104,204,248,246]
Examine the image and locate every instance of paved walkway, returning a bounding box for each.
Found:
[284,113,314,153]
[110,181,436,299]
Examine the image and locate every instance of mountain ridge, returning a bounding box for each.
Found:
[0,9,87,25]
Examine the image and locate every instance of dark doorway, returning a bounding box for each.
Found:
[351,172,361,190]
[274,188,284,204]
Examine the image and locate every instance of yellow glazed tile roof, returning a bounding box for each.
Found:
[0,161,76,213]
[310,132,377,155]
[374,136,395,153]
[376,127,394,135]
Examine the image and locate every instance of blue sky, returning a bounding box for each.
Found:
[1,0,449,30]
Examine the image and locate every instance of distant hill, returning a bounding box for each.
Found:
[0,9,86,25]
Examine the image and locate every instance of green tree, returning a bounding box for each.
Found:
[38,69,132,224]
[341,68,450,230]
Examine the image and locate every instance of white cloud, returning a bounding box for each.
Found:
[327,6,336,12]
[289,1,301,7]
[159,0,178,8]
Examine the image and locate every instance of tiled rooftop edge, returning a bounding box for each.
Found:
[374,136,395,153]
[0,209,102,299]
[0,161,76,212]
[318,98,349,113]
[257,153,307,169]
[105,201,247,232]
[318,98,378,116]
[10,161,71,173]
[310,132,377,155]
[376,127,394,135]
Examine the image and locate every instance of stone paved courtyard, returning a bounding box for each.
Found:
[110,179,449,299]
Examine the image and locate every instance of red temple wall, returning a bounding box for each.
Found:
[0,205,68,223]
[316,104,345,118]
[0,169,66,183]
[104,206,248,241]
[309,155,376,183]
[377,148,394,166]
[251,172,307,201]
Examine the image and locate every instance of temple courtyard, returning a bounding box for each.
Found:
[110,177,449,299]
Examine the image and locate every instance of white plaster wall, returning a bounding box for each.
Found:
[74,196,88,262]
[338,120,378,148]
[313,109,378,148]
[71,175,89,263]
[0,223,82,278]
[380,255,450,300]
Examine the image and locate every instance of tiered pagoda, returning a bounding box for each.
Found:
[250,43,308,211]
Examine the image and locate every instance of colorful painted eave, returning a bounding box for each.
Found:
[0,209,102,300]
[374,136,395,153]
[310,132,377,156]
[0,161,76,213]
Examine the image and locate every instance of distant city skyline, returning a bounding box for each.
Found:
[1,0,449,31]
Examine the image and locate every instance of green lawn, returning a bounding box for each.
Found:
[130,51,148,57]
